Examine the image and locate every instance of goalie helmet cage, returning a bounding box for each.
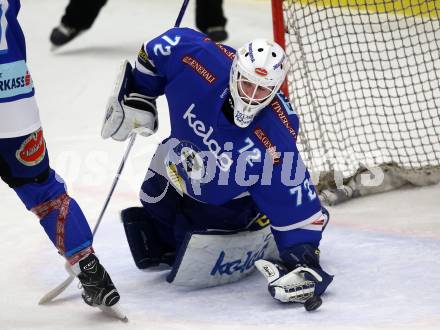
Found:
[271,0,440,203]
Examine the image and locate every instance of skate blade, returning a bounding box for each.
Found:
[98,304,128,322]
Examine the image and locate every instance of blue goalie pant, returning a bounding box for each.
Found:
[122,166,264,270]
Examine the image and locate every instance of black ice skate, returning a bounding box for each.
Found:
[50,23,82,48]
[205,26,228,42]
[77,254,120,307]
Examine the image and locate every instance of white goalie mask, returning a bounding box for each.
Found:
[229,39,288,128]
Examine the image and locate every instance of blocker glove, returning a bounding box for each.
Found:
[101,60,158,141]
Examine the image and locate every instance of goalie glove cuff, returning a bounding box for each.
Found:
[123,93,158,133]
[280,243,321,269]
[303,266,333,296]
[280,243,334,296]
[102,92,158,141]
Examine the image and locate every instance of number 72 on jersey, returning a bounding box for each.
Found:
[290,178,317,207]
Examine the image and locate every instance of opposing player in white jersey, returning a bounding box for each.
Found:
[103,27,333,309]
[0,0,121,310]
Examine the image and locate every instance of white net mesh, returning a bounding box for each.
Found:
[279,0,440,197]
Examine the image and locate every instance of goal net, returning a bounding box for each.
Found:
[272,0,440,204]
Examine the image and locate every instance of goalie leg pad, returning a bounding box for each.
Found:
[121,207,175,269]
[166,226,278,288]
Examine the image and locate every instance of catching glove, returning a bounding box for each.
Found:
[255,244,333,308]
[255,259,323,304]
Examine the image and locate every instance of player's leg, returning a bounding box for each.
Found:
[0,129,119,307]
[50,0,108,47]
[195,0,228,42]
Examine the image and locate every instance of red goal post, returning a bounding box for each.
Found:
[271,0,288,96]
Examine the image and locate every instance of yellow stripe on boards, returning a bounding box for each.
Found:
[287,0,440,18]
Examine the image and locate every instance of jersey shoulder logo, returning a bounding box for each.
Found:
[181,55,217,84]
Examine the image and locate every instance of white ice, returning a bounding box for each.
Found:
[1,0,439,329]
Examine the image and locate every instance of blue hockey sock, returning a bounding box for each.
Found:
[13,169,93,257]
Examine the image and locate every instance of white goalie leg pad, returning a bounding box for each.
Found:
[166,226,278,288]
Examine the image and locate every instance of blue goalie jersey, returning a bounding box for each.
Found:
[132,27,325,251]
